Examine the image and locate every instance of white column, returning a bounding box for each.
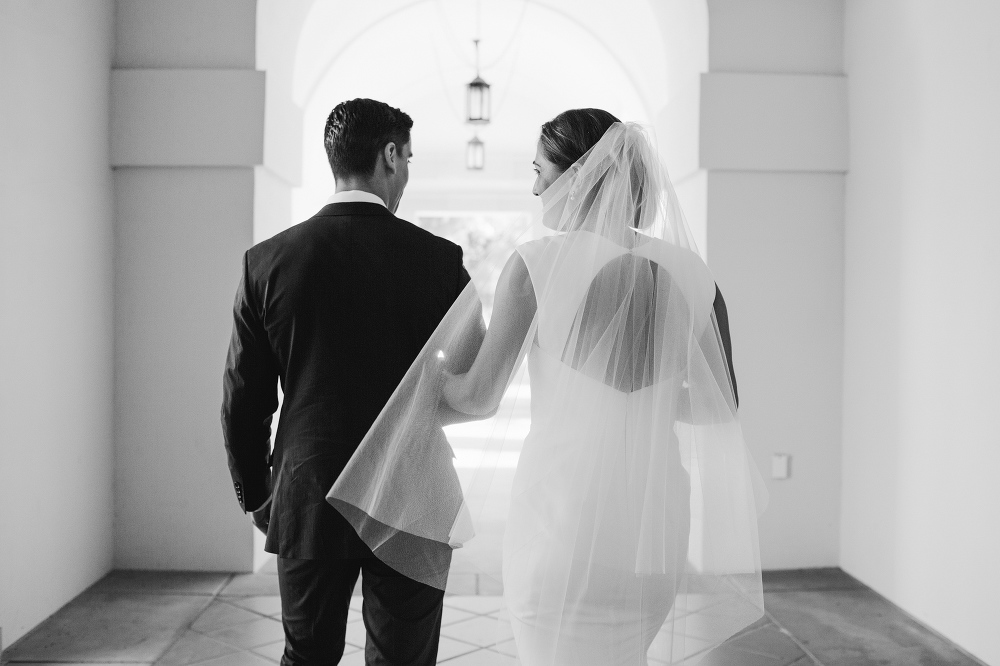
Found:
[112,0,263,570]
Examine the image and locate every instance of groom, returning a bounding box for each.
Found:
[222,98,470,665]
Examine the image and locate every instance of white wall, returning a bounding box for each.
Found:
[255,0,311,250]
[841,2,1000,663]
[112,0,262,571]
[0,0,115,648]
[709,172,845,568]
[704,0,846,569]
[113,167,256,570]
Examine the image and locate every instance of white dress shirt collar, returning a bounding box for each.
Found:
[326,190,387,208]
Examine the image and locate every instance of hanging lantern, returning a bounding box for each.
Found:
[466,39,491,125]
[466,75,491,124]
[466,135,485,170]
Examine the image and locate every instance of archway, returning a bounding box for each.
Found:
[293,1,654,223]
[253,0,709,572]
[256,0,709,248]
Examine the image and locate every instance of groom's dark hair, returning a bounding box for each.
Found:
[324,98,413,179]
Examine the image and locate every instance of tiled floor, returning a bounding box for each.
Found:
[1,563,985,665]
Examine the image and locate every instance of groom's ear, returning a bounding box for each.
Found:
[382,142,399,175]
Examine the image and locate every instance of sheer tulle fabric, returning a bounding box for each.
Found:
[328,123,767,664]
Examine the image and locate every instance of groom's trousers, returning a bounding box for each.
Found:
[277,556,445,666]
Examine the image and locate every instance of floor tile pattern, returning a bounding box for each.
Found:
[1,565,986,665]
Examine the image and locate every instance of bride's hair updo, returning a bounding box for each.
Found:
[539,108,622,172]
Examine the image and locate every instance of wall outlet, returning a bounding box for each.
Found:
[772,453,791,480]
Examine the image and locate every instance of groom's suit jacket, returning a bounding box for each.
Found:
[222,202,470,559]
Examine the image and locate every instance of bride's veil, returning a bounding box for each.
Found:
[328,122,767,664]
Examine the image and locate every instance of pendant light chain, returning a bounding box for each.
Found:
[476,0,482,43]
[432,0,528,71]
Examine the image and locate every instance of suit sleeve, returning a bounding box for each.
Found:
[221,251,279,512]
[712,285,739,409]
[456,252,472,294]
[442,243,485,375]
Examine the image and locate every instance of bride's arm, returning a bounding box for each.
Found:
[435,297,487,425]
[442,252,536,417]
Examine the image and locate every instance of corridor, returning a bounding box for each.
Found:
[4,2,1000,665]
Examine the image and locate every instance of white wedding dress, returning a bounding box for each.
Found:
[328,123,766,665]
[502,233,702,664]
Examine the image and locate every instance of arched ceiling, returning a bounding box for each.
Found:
[253,0,697,221]
[290,1,668,186]
[292,0,668,111]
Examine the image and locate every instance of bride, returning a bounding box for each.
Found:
[329,110,766,665]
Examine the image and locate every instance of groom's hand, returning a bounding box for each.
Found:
[250,497,271,535]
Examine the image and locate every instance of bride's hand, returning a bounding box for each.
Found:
[432,350,458,392]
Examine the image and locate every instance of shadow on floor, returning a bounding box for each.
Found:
[0,565,985,665]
